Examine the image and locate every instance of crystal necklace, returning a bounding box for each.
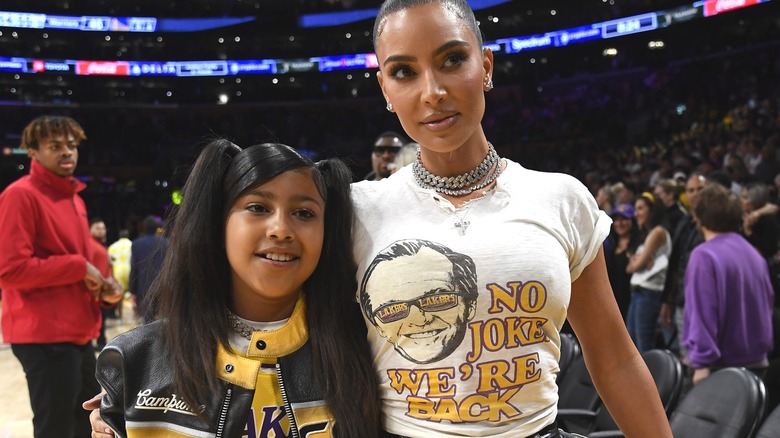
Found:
[413,143,500,196]
[227,310,256,340]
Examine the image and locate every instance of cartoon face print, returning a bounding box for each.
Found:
[360,240,477,364]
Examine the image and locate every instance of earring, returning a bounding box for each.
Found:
[485,79,494,91]
[386,102,394,112]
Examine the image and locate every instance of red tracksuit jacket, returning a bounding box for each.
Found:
[0,159,100,345]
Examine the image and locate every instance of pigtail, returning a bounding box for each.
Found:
[306,159,382,437]
[148,138,240,422]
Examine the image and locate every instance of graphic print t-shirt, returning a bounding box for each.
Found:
[351,160,610,438]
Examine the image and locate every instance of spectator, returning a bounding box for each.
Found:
[129,215,168,321]
[660,173,706,359]
[0,115,122,437]
[627,192,672,353]
[604,202,641,320]
[107,229,132,295]
[364,130,405,181]
[89,217,115,350]
[684,183,774,384]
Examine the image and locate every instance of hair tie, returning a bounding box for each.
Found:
[225,141,242,158]
[641,191,655,204]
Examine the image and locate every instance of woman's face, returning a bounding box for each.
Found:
[375,2,492,154]
[613,215,633,237]
[225,169,325,321]
[634,199,650,228]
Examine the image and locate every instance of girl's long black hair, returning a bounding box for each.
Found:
[146,138,380,436]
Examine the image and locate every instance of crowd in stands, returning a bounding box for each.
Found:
[1,37,777,237]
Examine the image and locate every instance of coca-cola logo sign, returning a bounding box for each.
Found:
[76,61,129,76]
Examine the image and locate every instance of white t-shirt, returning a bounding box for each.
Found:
[351,160,611,437]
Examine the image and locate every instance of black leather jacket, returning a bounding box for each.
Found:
[96,319,331,438]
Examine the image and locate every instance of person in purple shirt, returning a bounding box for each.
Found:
[684,183,775,385]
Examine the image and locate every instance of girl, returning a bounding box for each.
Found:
[92,140,381,437]
[352,0,671,436]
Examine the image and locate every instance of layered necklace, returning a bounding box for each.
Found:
[412,142,502,197]
[227,310,256,340]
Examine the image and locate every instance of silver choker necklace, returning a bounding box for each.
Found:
[413,143,502,196]
[227,310,256,340]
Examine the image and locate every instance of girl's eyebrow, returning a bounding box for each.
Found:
[382,39,470,67]
[244,189,323,207]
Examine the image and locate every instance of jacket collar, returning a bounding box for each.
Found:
[217,294,310,389]
[29,158,86,196]
[245,293,309,358]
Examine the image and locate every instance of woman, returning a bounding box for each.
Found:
[626,192,671,354]
[604,203,641,320]
[352,0,670,436]
[90,1,671,436]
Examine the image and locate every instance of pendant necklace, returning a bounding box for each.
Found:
[452,204,473,236]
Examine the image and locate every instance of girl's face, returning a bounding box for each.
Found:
[634,199,650,228]
[225,169,325,321]
[375,2,492,154]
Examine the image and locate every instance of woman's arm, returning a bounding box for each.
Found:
[626,226,667,273]
[568,247,672,437]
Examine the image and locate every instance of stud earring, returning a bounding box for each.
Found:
[485,79,494,91]
[386,102,394,112]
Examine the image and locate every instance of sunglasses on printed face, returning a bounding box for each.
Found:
[373,290,461,324]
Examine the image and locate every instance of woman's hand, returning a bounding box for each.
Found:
[82,391,114,438]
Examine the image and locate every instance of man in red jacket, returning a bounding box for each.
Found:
[0,115,122,438]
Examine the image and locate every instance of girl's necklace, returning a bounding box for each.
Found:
[227,310,256,340]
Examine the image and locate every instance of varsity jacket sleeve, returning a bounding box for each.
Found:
[96,345,129,438]
[0,187,89,289]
